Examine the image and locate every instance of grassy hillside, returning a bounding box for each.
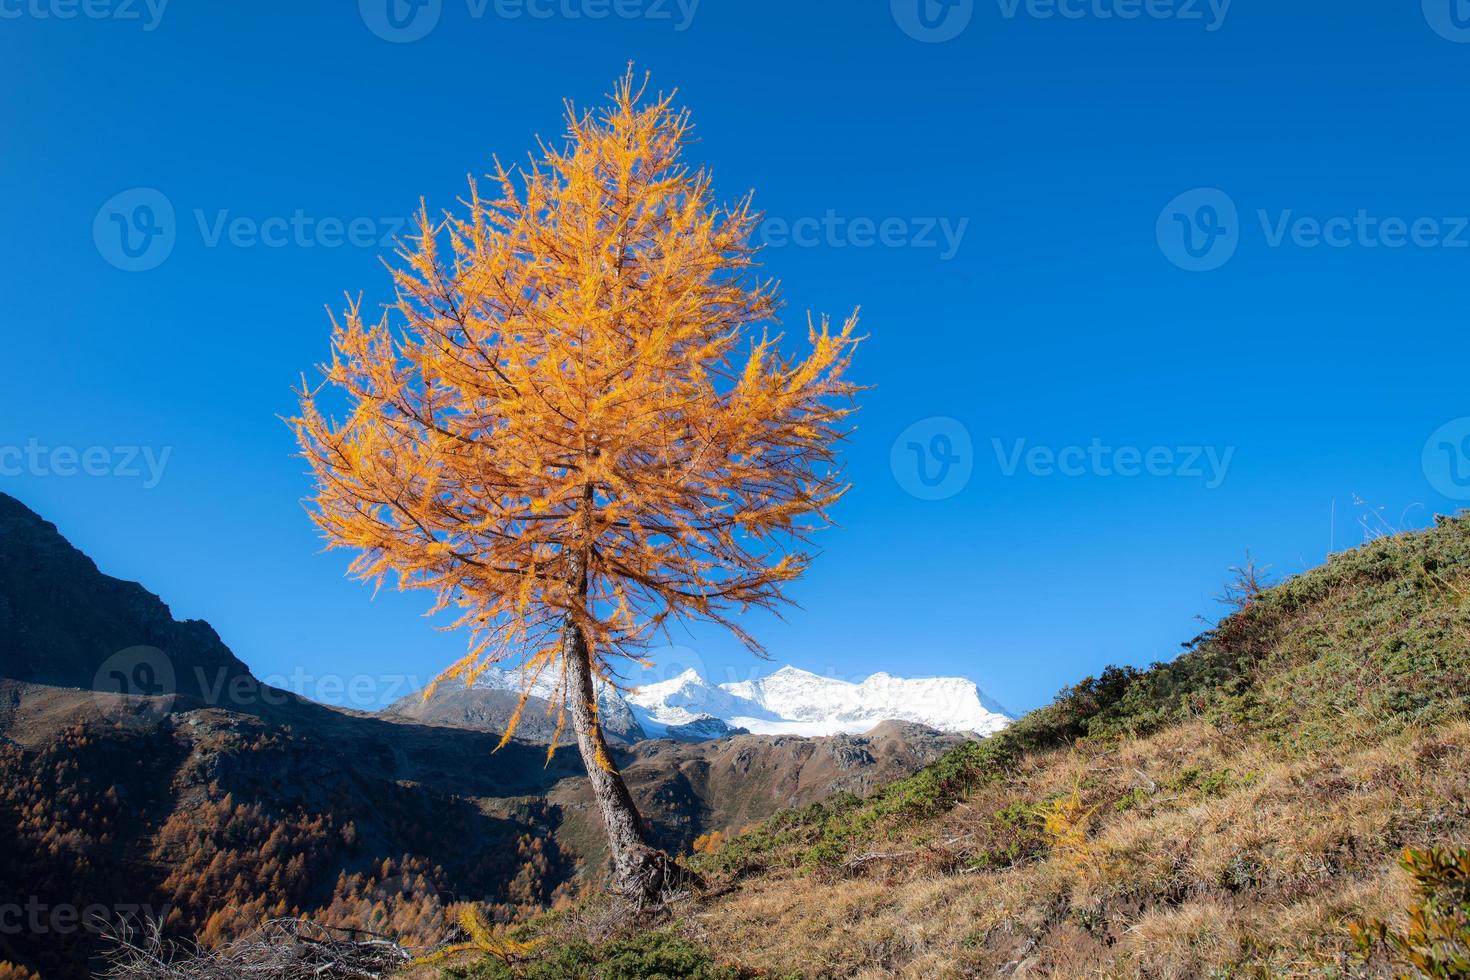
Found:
[425,513,1470,978]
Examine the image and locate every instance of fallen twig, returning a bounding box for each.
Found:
[842,850,917,871]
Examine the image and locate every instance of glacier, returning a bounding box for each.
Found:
[468,663,1012,741]
[628,665,1012,739]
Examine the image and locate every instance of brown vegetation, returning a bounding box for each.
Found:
[675,720,1470,977]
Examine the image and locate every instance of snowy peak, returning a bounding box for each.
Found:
[635,665,1011,739]
[460,661,1011,742]
[624,669,774,736]
[469,665,570,701]
[717,667,1011,736]
[467,665,624,712]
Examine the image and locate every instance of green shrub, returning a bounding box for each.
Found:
[1352,847,1470,977]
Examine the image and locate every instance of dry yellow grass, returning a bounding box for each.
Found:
[669,719,1470,978]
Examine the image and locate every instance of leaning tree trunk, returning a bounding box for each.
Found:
[560,619,697,904]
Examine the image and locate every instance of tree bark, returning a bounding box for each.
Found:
[560,618,695,903]
[560,471,696,903]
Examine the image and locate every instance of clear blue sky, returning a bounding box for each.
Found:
[4,2,1469,713]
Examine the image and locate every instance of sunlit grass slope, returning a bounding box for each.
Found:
[431,513,1470,979]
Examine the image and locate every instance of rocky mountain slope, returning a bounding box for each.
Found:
[549,720,969,863]
[417,513,1470,979]
[0,492,253,698]
[0,493,966,980]
[383,670,649,744]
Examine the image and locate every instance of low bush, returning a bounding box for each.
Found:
[1353,847,1470,977]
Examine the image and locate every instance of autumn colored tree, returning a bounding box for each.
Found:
[292,70,860,901]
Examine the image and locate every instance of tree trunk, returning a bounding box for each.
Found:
[560,619,696,903]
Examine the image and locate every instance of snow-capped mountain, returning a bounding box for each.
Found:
[624,670,767,728]
[469,664,584,702]
[628,665,1011,739]
[429,663,1011,742]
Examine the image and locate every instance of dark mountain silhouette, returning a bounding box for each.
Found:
[0,494,251,697]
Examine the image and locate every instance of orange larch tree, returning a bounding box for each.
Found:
[292,70,861,900]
